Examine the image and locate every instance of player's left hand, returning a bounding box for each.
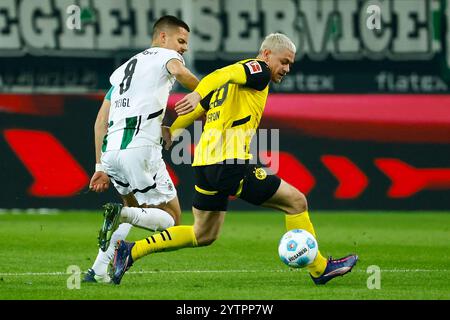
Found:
[161,125,173,150]
[89,171,110,193]
[175,91,201,115]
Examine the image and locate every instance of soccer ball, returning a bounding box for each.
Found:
[278,229,318,268]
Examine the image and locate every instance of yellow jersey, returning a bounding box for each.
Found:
[192,59,271,166]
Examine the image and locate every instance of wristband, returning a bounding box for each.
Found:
[95,163,105,172]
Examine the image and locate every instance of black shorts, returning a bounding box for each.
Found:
[192,163,281,211]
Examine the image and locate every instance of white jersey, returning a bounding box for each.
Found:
[103,47,184,152]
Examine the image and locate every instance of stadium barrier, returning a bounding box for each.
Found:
[1,94,449,210]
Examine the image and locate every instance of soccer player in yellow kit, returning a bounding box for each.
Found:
[110,33,358,285]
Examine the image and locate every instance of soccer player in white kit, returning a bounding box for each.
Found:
[84,16,200,283]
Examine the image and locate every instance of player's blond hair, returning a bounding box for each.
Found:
[259,33,296,54]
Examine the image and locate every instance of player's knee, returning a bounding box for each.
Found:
[288,188,308,214]
[151,202,181,225]
[160,214,175,230]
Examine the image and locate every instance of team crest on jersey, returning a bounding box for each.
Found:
[254,168,267,180]
[245,61,262,74]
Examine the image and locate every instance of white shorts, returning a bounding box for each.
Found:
[101,145,177,206]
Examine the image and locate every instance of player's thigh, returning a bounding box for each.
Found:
[192,207,226,246]
[261,179,307,214]
[156,161,180,220]
[192,165,232,212]
[101,150,135,196]
[238,165,282,206]
[121,148,177,204]
[121,193,140,207]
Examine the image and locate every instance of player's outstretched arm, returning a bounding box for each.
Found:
[166,58,199,91]
[175,63,246,115]
[163,104,206,150]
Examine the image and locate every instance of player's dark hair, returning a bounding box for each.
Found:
[152,15,190,37]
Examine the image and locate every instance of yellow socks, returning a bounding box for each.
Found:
[130,214,327,277]
[131,226,198,261]
[285,211,328,277]
[285,211,317,237]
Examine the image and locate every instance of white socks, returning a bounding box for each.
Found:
[91,222,132,277]
[90,207,175,278]
[120,207,175,231]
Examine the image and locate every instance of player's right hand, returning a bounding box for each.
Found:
[89,171,110,193]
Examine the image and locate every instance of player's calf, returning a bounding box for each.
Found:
[192,209,225,246]
[262,180,308,215]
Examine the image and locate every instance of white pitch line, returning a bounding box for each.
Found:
[0,269,448,277]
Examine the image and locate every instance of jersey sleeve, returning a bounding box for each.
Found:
[194,63,247,98]
[104,86,114,101]
[241,60,271,91]
[165,50,185,74]
[169,104,206,138]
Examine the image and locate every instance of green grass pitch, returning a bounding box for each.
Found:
[0,210,449,300]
